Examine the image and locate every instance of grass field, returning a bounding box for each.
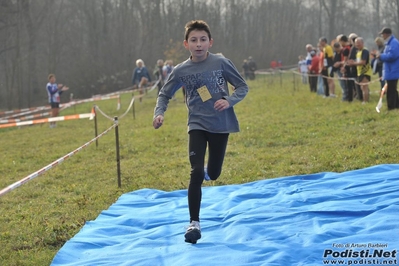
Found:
[0,72,397,265]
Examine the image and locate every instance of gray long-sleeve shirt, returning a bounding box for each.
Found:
[153,53,249,133]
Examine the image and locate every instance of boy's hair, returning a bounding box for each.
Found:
[184,20,212,41]
[48,74,55,80]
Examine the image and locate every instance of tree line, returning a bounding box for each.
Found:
[0,0,397,110]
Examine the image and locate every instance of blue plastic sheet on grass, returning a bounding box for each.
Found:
[51,164,399,266]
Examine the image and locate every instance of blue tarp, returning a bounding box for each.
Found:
[51,164,399,266]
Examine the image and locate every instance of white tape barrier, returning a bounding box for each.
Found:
[1,81,158,120]
[1,106,51,120]
[0,112,51,124]
[0,112,94,129]
[0,123,117,197]
[0,106,49,117]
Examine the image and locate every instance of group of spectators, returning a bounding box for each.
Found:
[152,59,174,95]
[299,27,399,110]
[131,58,175,101]
[242,56,258,80]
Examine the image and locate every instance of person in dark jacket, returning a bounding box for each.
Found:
[247,56,257,80]
[153,59,165,95]
[132,59,151,102]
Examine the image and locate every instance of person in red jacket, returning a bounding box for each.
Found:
[308,50,319,92]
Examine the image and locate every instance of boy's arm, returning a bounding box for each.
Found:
[153,73,182,119]
[222,59,249,107]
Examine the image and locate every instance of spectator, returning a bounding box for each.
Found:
[316,44,325,95]
[305,44,314,90]
[376,27,399,110]
[162,60,174,83]
[46,74,69,128]
[153,59,165,95]
[270,60,277,70]
[248,56,257,80]
[338,35,353,102]
[372,37,385,89]
[319,37,336,98]
[348,37,372,104]
[308,50,319,93]
[163,60,176,100]
[348,33,362,101]
[298,55,308,84]
[132,59,151,102]
[332,42,348,101]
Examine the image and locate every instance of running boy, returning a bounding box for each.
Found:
[153,20,248,244]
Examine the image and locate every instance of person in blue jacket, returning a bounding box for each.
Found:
[376,27,399,110]
[46,74,69,128]
[132,59,151,102]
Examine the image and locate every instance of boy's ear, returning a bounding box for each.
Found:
[183,40,189,50]
[209,38,213,48]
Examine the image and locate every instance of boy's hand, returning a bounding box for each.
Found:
[153,115,164,129]
[61,86,69,91]
[214,99,230,112]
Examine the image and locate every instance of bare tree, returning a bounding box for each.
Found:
[19,0,54,107]
[0,0,391,111]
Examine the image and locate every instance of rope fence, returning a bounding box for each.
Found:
[0,77,184,197]
[60,94,121,112]
[103,78,160,97]
[256,68,382,86]
[94,93,139,122]
[93,79,159,121]
[0,122,117,197]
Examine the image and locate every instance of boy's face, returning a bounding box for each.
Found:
[49,76,56,83]
[184,30,213,62]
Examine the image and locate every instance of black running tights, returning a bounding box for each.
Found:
[188,130,229,222]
